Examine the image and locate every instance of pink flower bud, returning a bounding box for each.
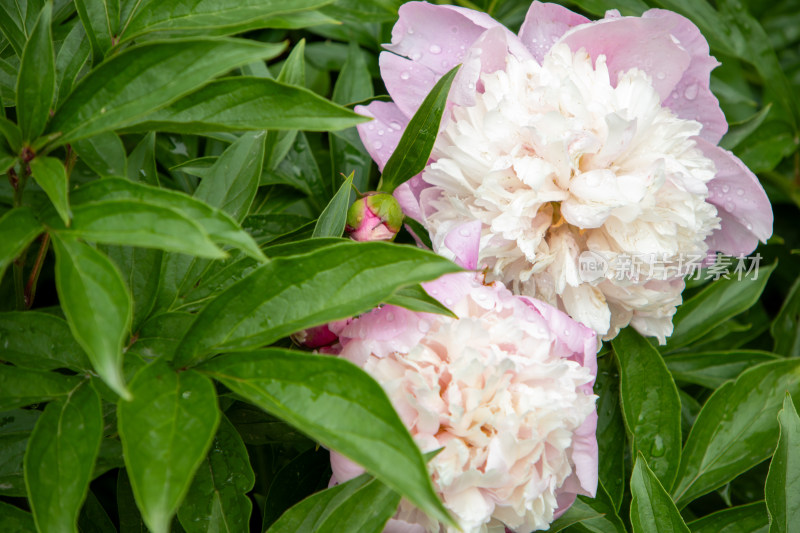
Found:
[345,192,404,242]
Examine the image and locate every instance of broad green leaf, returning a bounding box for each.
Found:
[47,39,285,145]
[202,349,454,528]
[263,39,304,171]
[664,350,778,389]
[595,353,626,510]
[0,501,36,533]
[195,131,266,223]
[70,178,265,261]
[0,207,43,282]
[118,361,220,533]
[562,0,647,16]
[771,275,800,357]
[0,409,40,497]
[720,103,773,150]
[687,502,769,533]
[0,365,81,410]
[312,171,352,237]
[123,77,369,134]
[120,0,333,41]
[128,312,194,361]
[379,65,459,193]
[173,241,461,365]
[72,131,127,177]
[672,359,800,507]
[55,20,90,105]
[765,394,800,533]
[384,284,457,318]
[630,455,690,533]
[177,416,255,533]
[16,2,55,141]
[74,0,118,65]
[60,199,227,259]
[665,262,776,351]
[242,214,313,246]
[52,233,131,399]
[613,328,682,488]
[126,132,159,184]
[29,156,70,224]
[0,116,22,151]
[24,381,102,533]
[266,474,399,533]
[549,482,627,533]
[0,311,91,371]
[103,245,162,332]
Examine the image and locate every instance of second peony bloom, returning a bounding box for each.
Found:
[356,1,773,343]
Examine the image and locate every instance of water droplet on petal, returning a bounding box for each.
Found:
[467,82,475,90]
[377,129,384,136]
[746,223,753,230]
[373,141,383,150]
[429,44,442,54]
[418,321,430,333]
[367,123,374,130]
[445,298,454,306]
[684,84,698,100]
[407,27,414,35]
[736,188,745,196]
[724,201,734,212]
[656,71,666,80]
[458,227,472,237]
[722,184,730,193]
[400,71,410,80]
[411,52,422,61]
[389,121,402,130]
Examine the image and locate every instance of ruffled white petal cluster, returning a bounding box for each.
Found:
[335,276,597,533]
[421,44,720,342]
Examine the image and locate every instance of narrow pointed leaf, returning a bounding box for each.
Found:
[630,455,690,533]
[174,241,461,365]
[686,502,768,533]
[0,501,36,532]
[122,77,369,134]
[47,39,285,145]
[118,361,220,533]
[0,207,43,282]
[0,311,91,371]
[0,408,41,497]
[29,156,70,225]
[24,381,103,533]
[72,131,127,177]
[203,349,455,528]
[263,39,304,172]
[16,2,55,141]
[771,275,800,357]
[672,359,800,507]
[126,131,159,184]
[384,284,456,318]
[312,172,352,237]
[613,328,682,488]
[664,350,778,389]
[177,416,255,533]
[74,0,119,65]
[595,353,626,510]
[55,21,90,105]
[52,233,131,399]
[549,482,626,533]
[765,394,800,533]
[0,366,81,410]
[379,65,459,193]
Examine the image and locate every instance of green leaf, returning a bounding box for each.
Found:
[120,0,333,41]
[60,199,227,259]
[665,262,776,352]
[195,131,266,223]
[672,359,800,507]
[52,233,132,399]
[266,474,399,533]
[70,178,265,261]
[686,502,769,533]
[78,490,118,533]
[664,350,778,389]
[262,39,304,174]
[312,171,352,237]
[613,328,682,488]
[24,381,103,533]
[0,408,41,497]
[383,284,457,318]
[261,447,329,529]
[47,38,285,145]
[595,353,626,510]
[74,0,119,65]
[29,155,70,225]
[0,501,36,533]
[174,241,461,365]
[771,275,800,357]
[0,207,43,282]
[202,349,454,528]
[549,482,626,533]
[720,103,773,150]
[103,245,162,332]
[0,116,23,152]
[118,360,220,533]
[177,415,255,533]
[0,366,81,410]
[630,454,690,533]
[378,65,459,193]
[0,311,92,371]
[562,0,647,16]
[117,468,146,533]
[123,77,369,134]
[263,132,327,208]
[126,132,159,184]
[16,2,55,141]
[72,131,127,177]
[242,213,313,246]
[55,20,90,105]
[765,394,800,533]
[0,0,44,57]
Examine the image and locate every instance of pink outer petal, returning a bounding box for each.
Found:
[568,410,599,497]
[393,174,429,222]
[337,305,429,363]
[384,519,427,533]
[642,9,727,143]
[559,15,691,102]
[329,450,365,484]
[355,101,409,171]
[696,138,773,256]
[518,1,589,64]
[443,220,482,270]
[380,52,438,119]
[421,272,478,312]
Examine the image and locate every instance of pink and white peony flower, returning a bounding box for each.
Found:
[329,272,598,533]
[356,1,773,342]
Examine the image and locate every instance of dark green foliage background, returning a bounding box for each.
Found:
[0,0,798,532]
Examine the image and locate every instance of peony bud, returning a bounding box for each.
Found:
[345,192,403,242]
